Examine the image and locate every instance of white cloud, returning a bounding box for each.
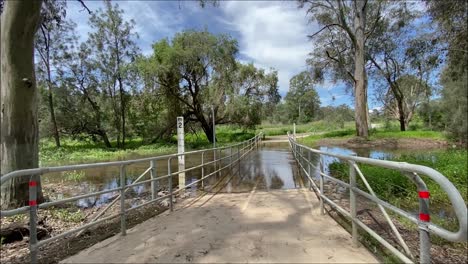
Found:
[66,1,184,55]
[220,1,316,94]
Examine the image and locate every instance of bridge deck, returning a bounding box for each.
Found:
[63,189,377,263]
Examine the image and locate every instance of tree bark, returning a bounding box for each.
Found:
[1,0,44,209]
[397,99,406,131]
[46,59,61,147]
[353,0,369,138]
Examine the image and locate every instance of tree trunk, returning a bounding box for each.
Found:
[1,0,44,209]
[397,99,406,131]
[82,87,112,148]
[99,130,112,148]
[46,62,60,147]
[198,114,214,143]
[117,76,125,149]
[353,0,369,138]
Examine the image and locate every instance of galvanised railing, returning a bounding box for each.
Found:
[0,133,263,263]
[288,132,467,264]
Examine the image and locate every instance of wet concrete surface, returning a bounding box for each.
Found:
[62,189,378,263]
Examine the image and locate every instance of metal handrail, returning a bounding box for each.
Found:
[288,132,467,264]
[0,133,263,263]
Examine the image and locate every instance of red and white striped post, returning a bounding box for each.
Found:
[418,189,431,263]
[29,177,39,264]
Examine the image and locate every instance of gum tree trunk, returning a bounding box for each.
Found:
[353,0,369,138]
[0,0,44,209]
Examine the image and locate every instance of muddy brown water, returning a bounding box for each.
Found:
[42,142,455,219]
[42,143,301,208]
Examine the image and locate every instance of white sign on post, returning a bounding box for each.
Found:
[177,117,185,191]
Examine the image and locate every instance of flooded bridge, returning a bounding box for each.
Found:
[1,134,466,264]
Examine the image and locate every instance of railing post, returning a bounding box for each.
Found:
[29,175,39,264]
[307,150,312,191]
[238,144,241,176]
[418,187,431,263]
[319,157,324,215]
[201,152,205,189]
[229,146,233,175]
[120,165,127,236]
[213,148,217,178]
[168,158,173,211]
[150,160,157,200]
[348,160,358,246]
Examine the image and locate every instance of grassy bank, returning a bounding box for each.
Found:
[300,128,445,146]
[40,126,255,165]
[257,120,355,136]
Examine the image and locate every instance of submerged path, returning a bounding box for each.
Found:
[62,145,377,263]
[63,188,377,263]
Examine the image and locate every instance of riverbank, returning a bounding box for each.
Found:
[39,129,255,166]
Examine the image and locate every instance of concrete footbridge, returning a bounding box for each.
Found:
[1,132,467,264]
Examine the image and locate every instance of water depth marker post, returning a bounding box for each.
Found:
[177,116,185,191]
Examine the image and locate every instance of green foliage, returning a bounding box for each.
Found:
[39,126,256,164]
[327,149,467,209]
[49,208,84,223]
[63,170,86,182]
[283,71,321,123]
[427,0,468,144]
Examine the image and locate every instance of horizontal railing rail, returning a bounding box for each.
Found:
[288,132,467,264]
[0,133,263,263]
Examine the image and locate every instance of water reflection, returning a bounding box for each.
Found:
[43,145,300,207]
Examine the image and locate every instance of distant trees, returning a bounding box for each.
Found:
[139,30,279,142]
[284,71,320,123]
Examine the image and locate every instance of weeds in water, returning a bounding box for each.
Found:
[63,170,86,182]
[48,208,84,223]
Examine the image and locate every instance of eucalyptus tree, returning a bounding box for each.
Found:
[35,0,73,147]
[0,0,92,208]
[367,3,440,131]
[59,42,114,148]
[88,1,139,148]
[1,0,44,208]
[285,71,321,123]
[376,75,431,129]
[299,0,384,137]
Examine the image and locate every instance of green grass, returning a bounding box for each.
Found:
[48,208,85,223]
[327,149,467,228]
[257,120,355,136]
[40,126,258,165]
[369,130,444,140]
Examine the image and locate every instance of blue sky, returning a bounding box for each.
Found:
[66,0,383,109]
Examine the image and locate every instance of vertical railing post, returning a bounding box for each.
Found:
[307,150,312,191]
[150,160,157,200]
[238,144,241,176]
[418,187,431,263]
[229,146,233,175]
[120,165,127,236]
[168,158,173,211]
[201,152,205,190]
[293,123,296,140]
[213,148,217,178]
[29,175,39,264]
[319,157,325,215]
[348,160,358,246]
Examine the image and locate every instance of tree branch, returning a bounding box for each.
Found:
[77,0,92,14]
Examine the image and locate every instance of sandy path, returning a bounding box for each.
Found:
[62,189,377,263]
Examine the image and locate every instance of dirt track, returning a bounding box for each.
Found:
[62,189,377,263]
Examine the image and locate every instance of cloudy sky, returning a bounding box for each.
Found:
[67,0,356,108]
